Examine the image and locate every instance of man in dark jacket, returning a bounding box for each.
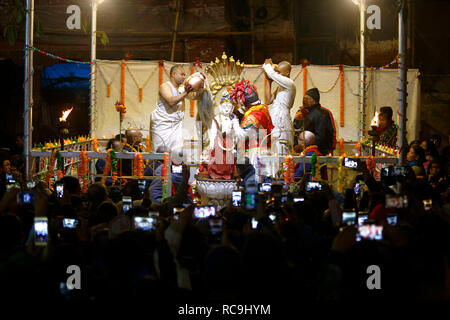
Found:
[293,88,336,155]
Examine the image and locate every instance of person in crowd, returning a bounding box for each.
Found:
[377,106,398,148]
[407,144,426,179]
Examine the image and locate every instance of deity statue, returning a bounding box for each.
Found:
[207,92,240,151]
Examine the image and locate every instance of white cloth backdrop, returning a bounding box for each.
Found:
[93,60,420,146]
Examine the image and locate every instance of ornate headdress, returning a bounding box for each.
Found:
[230,80,259,106]
[206,52,244,96]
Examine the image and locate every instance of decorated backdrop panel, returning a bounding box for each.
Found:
[93,60,420,145]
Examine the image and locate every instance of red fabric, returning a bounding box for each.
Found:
[369,203,389,222]
[320,106,337,150]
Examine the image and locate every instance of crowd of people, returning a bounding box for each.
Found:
[0,132,448,306]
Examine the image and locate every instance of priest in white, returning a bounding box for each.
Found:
[150,65,193,151]
[263,59,296,155]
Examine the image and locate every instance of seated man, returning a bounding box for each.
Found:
[122,128,145,177]
[294,131,327,179]
[377,106,398,148]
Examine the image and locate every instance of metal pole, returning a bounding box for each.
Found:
[359,0,366,141]
[90,0,97,139]
[398,0,407,165]
[24,0,34,181]
[250,0,255,64]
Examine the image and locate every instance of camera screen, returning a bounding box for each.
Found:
[423,199,432,211]
[306,182,322,191]
[134,217,155,231]
[358,214,369,226]
[232,191,242,207]
[27,181,37,189]
[260,183,271,193]
[385,195,408,208]
[344,158,358,169]
[269,214,276,222]
[5,173,13,182]
[172,165,182,174]
[387,214,397,226]
[18,192,34,204]
[209,218,222,235]
[63,218,79,229]
[251,218,258,229]
[56,184,64,198]
[138,180,146,194]
[392,166,407,177]
[245,193,256,210]
[122,197,132,213]
[34,220,48,244]
[293,197,304,203]
[194,206,216,219]
[173,207,184,215]
[342,212,356,225]
[356,224,383,242]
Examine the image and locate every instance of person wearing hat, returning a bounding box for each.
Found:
[293,88,336,155]
[230,80,274,178]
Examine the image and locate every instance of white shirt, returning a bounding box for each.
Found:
[262,63,296,128]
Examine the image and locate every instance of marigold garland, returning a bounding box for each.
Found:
[78,151,89,193]
[93,138,98,152]
[161,152,170,200]
[44,149,57,187]
[158,60,164,86]
[121,60,125,105]
[339,65,345,127]
[284,155,294,184]
[110,149,118,184]
[302,63,308,96]
[135,153,144,179]
[190,65,195,117]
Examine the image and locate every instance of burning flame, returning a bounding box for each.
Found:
[371,111,379,127]
[59,107,73,122]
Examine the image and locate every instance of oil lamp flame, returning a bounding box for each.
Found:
[371,111,379,127]
[59,107,73,122]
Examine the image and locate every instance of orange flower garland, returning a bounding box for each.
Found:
[93,138,98,152]
[190,65,195,117]
[161,152,170,200]
[44,149,57,187]
[339,64,345,127]
[339,138,344,155]
[146,135,150,152]
[158,60,164,86]
[284,155,294,184]
[121,60,125,105]
[78,151,89,193]
[135,153,144,179]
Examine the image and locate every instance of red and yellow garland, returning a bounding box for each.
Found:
[161,152,170,200]
[44,149,57,188]
[93,137,98,152]
[284,155,295,184]
[78,151,89,193]
[133,152,144,179]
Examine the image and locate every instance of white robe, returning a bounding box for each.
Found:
[263,63,296,155]
[150,81,185,151]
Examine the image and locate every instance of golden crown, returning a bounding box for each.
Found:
[206,52,244,95]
